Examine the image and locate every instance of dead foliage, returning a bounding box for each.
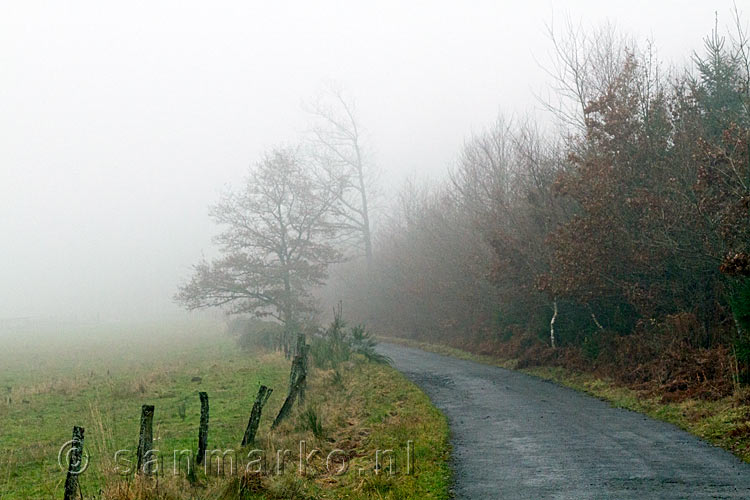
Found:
[454,312,738,403]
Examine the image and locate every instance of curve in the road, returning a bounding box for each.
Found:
[380,343,750,499]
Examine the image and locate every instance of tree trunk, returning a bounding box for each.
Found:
[196,392,209,465]
[734,314,745,338]
[588,304,604,330]
[299,344,309,404]
[550,299,558,348]
[356,161,373,269]
[242,385,273,446]
[63,426,84,500]
[733,315,747,386]
[136,405,155,475]
[281,263,295,359]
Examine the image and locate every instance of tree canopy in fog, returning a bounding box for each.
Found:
[305,86,376,266]
[176,148,341,332]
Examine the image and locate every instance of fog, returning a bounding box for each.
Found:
[0,0,732,321]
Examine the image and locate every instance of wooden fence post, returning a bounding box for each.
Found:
[289,334,309,404]
[242,385,273,446]
[196,392,209,465]
[293,342,304,387]
[63,426,84,500]
[272,354,307,429]
[136,405,155,475]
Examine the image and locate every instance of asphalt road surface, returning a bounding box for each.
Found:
[379,343,750,499]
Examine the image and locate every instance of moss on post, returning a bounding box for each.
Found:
[63,425,85,500]
[242,385,273,446]
[196,392,209,465]
[136,405,155,475]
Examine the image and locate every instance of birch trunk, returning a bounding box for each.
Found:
[550,299,558,348]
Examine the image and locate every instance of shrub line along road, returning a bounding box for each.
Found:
[379,343,750,499]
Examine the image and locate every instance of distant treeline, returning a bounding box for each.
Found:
[332,17,750,394]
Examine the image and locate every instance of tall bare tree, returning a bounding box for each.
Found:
[176,147,341,348]
[540,18,632,133]
[306,86,375,267]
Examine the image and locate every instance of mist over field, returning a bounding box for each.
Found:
[0,0,728,323]
[5,3,750,499]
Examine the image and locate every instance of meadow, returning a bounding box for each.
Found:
[0,319,450,499]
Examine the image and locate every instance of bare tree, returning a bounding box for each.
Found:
[305,86,375,267]
[176,147,341,348]
[539,17,632,133]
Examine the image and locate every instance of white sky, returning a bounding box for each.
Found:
[0,0,739,320]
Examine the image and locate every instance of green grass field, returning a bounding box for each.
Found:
[0,320,450,499]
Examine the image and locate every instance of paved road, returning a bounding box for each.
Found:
[379,343,750,499]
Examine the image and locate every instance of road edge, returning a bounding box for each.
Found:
[377,335,750,464]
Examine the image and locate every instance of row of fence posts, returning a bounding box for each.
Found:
[62,334,309,500]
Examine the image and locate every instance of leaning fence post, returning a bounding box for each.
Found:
[242,385,272,446]
[272,355,306,429]
[136,405,155,475]
[196,392,209,465]
[63,426,84,500]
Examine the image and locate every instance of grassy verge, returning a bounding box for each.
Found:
[382,336,750,463]
[0,321,450,499]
